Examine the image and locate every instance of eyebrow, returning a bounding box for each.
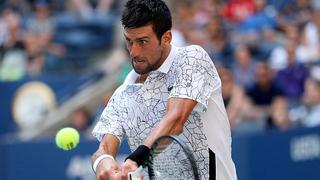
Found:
[124,34,150,41]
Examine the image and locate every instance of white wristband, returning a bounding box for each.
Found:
[93,154,115,173]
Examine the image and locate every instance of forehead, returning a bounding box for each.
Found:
[123,24,155,39]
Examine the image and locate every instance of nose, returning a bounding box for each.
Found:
[128,43,140,58]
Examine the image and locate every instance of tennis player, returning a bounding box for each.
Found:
[91,0,237,179]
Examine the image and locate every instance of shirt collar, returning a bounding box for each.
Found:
[156,45,177,74]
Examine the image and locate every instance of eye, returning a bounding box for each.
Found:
[139,40,148,45]
[125,39,133,46]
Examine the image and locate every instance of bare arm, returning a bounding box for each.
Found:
[143,97,197,147]
[92,134,121,180]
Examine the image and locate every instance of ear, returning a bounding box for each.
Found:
[161,30,172,45]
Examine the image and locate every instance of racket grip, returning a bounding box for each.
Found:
[128,166,143,180]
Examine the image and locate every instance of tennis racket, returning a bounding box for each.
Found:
[129,135,200,180]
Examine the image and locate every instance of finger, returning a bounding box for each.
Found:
[120,171,127,180]
[139,173,144,180]
[122,166,132,175]
[113,163,122,171]
[97,170,110,180]
[109,171,121,180]
[121,169,135,180]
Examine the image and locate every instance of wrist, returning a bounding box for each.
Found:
[92,154,115,173]
[125,145,150,166]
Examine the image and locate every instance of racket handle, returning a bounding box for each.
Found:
[128,166,143,180]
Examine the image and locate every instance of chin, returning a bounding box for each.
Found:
[133,66,152,75]
[133,68,147,75]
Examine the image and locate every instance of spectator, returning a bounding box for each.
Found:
[0,8,25,58]
[219,66,246,129]
[0,8,27,81]
[246,62,284,107]
[68,0,115,20]
[222,0,255,24]
[234,62,285,133]
[267,97,292,131]
[269,23,300,71]
[24,0,54,56]
[278,0,313,29]
[300,9,320,63]
[2,0,32,16]
[232,44,256,89]
[171,0,208,45]
[69,106,93,137]
[24,0,65,74]
[206,15,234,66]
[233,0,277,53]
[290,77,320,127]
[275,39,309,105]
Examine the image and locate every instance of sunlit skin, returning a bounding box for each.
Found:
[123,23,172,76]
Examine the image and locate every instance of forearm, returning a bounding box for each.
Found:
[91,134,120,164]
[92,134,122,179]
[143,113,184,147]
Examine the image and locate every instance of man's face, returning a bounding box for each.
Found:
[124,24,165,74]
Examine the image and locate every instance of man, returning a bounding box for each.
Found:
[91,0,237,179]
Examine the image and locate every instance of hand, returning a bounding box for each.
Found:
[96,158,121,180]
[120,159,138,180]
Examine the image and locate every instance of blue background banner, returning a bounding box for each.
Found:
[1,126,319,180]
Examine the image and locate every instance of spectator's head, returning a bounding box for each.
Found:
[171,0,194,22]
[121,0,172,41]
[285,23,299,43]
[284,39,297,65]
[313,9,320,27]
[219,67,235,99]
[35,0,50,20]
[2,8,20,32]
[207,15,225,39]
[255,61,273,87]
[70,107,92,132]
[296,0,311,8]
[270,97,290,131]
[254,0,266,12]
[302,78,320,106]
[234,44,252,67]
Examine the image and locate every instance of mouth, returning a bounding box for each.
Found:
[132,58,145,65]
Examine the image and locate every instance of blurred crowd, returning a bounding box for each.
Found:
[2,0,320,136]
[0,0,120,80]
[167,0,320,134]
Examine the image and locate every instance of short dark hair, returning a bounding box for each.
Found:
[121,0,172,40]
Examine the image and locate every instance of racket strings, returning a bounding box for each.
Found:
[149,141,196,179]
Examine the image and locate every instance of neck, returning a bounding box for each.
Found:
[135,74,148,83]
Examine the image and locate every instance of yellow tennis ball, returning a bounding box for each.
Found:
[55,127,80,150]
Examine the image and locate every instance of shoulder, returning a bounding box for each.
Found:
[181,45,209,58]
[177,45,213,66]
[110,84,127,100]
[184,44,205,51]
[173,45,219,80]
